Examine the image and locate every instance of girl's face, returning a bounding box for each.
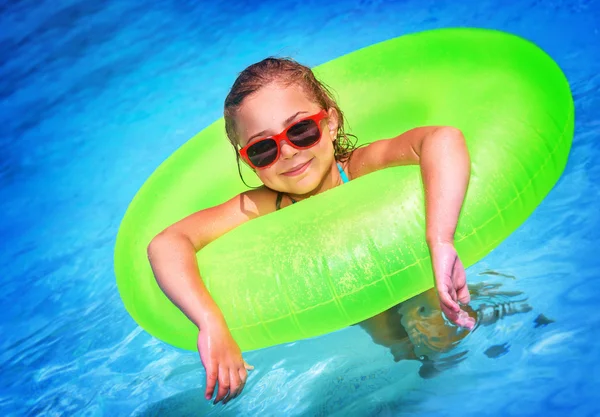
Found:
[236,82,339,197]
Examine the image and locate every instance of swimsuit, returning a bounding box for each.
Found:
[275,162,349,210]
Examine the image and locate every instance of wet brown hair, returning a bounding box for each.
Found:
[223,57,358,187]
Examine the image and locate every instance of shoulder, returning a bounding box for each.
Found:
[239,186,279,218]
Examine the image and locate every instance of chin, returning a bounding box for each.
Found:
[288,172,324,196]
[290,184,318,197]
[268,159,328,195]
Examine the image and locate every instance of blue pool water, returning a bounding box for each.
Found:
[1,1,599,416]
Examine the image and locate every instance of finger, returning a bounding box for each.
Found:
[440,303,459,324]
[455,309,476,330]
[236,366,248,394]
[223,368,243,404]
[205,364,218,401]
[239,365,248,383]
[214,365,230,404]
[457,284,471,305]
[239,366,248,384]
[235,368,248,399]
[444,267,459,304]
[244,360,254,371]
[442,303,476,330]
[456,258,471,305]
[227,365,249,403]
[438,289,460,313]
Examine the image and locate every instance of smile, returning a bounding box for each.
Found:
[281,159,313,176]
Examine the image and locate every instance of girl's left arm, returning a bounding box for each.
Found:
[418,127,475,329]
[353,126,475,329]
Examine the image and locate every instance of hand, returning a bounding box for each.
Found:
[428,241,476,330]
[197,316,254,405]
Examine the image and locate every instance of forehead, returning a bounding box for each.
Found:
[236,83,319,142]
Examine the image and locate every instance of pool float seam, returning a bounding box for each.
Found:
[322,264,354,324]
[273,269,309,339]
[228,259,424,331]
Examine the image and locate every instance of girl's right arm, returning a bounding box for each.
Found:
[147,188,275,404]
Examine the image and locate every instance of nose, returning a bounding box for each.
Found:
[279,139,299,159]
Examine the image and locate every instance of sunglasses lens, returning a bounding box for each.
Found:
[247,139,278,167]
[245,117,322,168]
[287,119,321,147]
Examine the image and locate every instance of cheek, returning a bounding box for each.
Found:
[315,136,335,158]
[255,166,281,187]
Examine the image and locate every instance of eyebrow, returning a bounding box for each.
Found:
[246,111,308,143]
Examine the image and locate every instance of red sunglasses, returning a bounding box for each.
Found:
[239,109,328,169]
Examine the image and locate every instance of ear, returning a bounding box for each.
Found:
[326,107,340,141]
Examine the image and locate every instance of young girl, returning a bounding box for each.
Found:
[147,57,475,405]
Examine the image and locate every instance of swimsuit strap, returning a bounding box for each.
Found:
[337,162,349,184]
[275,163,348,211]
[275,192,282,210]
[276,192,297,211]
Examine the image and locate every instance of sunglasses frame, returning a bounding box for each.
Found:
[239,109,328,170]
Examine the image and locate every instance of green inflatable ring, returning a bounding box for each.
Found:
[114,28,574,352]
